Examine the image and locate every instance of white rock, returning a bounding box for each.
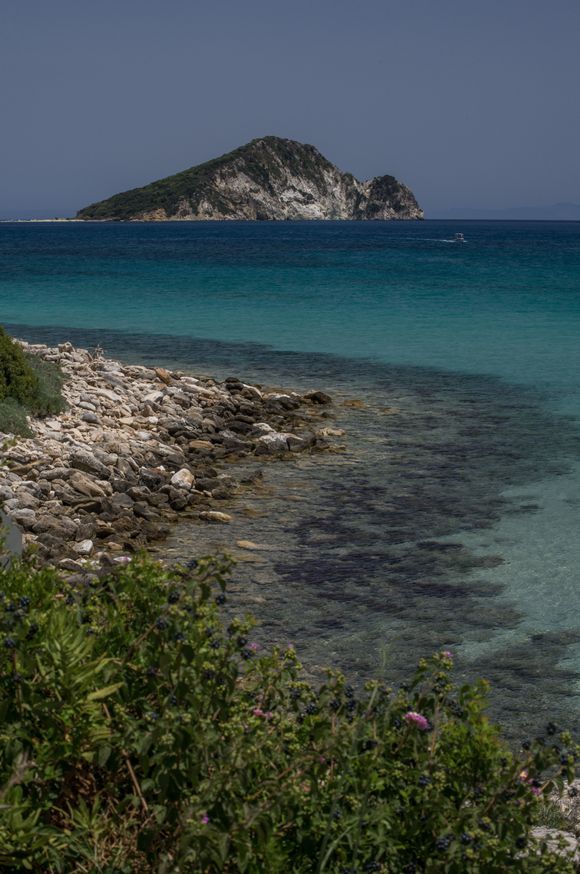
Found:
[252,422,275,435]
[170,468,195,490]
[73,539,94,555]
[255,432,289,454]
[199,510,232,523]
[143,390,165,404]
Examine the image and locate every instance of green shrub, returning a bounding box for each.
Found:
[0,399,32,438]
[0,554,577,872]
[25,355,65,417]
[0,328,40,410]
[0,327,64,433]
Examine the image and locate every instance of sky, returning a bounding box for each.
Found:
[1,0,579,219]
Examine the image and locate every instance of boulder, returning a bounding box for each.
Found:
[70,450,110,480]
[255,432,289,454]
[303,389,332,405]
[170,468,195,490]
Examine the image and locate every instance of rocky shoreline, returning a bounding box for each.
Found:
[0,340,339,575]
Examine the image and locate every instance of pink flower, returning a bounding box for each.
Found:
[403,711,430,731]
[201,814,209,824]
[519,770,542,796]
[441,650,453,660]
[248,642,260,651]
[252,707,273,719]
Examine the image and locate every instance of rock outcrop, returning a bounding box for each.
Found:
[0,341,338,571]
[77,137,423,221]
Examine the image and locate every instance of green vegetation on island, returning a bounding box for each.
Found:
[0,327,64,436]
[0,551,577,872]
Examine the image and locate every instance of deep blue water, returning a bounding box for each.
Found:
[2,219,580,737]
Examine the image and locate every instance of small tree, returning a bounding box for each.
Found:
[0,327,41,409]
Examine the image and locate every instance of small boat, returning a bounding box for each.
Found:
[454,232,465,242]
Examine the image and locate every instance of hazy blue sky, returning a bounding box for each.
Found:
[1,0,579,218]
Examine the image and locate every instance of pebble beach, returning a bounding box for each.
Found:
[0,339,338,574]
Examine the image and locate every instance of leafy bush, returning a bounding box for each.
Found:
[0,399,32,438]
[25,355,65,417]
[0,328,40,410]
[0,553,577,872]
[0,327,64,434]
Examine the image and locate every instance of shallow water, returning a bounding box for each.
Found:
[3,219,580,738]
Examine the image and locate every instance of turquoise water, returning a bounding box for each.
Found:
[2,219,580,737]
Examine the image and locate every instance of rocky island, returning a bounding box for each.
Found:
[76,136,423,222]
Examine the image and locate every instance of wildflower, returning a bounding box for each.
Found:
[404,711,430,731]
[519,770,542,796]
[252,707,273,719]
[441,650,453,660]
[200,814,209,824]
[248,641,260,651]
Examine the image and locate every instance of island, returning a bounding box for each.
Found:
[76,136,423,222]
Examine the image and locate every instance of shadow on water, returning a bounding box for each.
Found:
[8,322,580,740]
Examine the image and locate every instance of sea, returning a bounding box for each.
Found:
[2,219,580,739]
